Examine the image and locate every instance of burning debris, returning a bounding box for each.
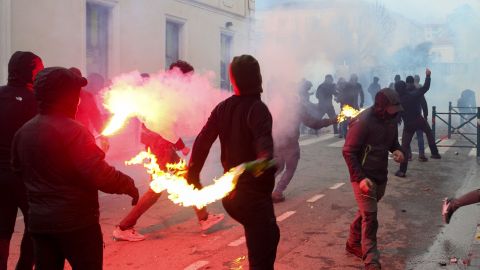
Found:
[125,149,275,209]
[337,105,364,123]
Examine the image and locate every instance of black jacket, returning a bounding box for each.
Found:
[339,82,364,109]
[0,52,40,170]
[315,82,336,105]
[187,95,275,195]
[343,108,402,184]
[399,76,431,125]
[12,114,137,233]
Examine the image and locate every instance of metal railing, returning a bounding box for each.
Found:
[432,102,479,157]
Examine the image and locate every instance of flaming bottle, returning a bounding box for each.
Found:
[242,159,276,177]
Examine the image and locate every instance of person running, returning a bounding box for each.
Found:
[112,60,224,242]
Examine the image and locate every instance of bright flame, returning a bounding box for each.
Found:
[101,112,130,136]
[98,70,229,140]
[337,105,364,122]
[125,149,244,209]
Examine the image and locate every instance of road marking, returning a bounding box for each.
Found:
[228,237,246,247]
[306,194,325,203]
[184,260,209,270]
[327,140,345,148]
[436,139,456,154]
[469,148,477,157]
[329,182,345,189]
[276,211,296,222]
[299,133,335,146]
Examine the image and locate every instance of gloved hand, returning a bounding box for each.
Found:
[127,186,139,206]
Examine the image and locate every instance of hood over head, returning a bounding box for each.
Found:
[229,55,263,96]
[374,88,403,120]
[7,51,44,89]
[34,67,87,117]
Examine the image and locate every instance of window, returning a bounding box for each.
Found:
[166,20,183,69]
[86,2,110,79]
[220,33,233,90]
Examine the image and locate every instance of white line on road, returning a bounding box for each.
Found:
[329,183,345,190]
[299,133,335,146]
[436,139,456,154]
[276,211,296,222]
[228,237,246,247]
[469,148,477,157]
[306,194,325,203]
[184,260,209,270]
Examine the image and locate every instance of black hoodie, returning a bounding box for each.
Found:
[343,89,403,184]
[187,55,275,195]
[0,51,43,170]
[12,67,137,233]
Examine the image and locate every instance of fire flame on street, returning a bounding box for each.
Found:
[126,149,244,209]
[337,105,364,123]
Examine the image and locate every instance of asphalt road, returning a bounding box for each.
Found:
[7,131,480,270]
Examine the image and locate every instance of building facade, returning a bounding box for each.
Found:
[0,0,255,88]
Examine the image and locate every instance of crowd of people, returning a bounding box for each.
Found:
[0,50,476,270]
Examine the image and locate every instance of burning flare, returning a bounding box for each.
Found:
[126,149,273,209]
[337,105,364,123]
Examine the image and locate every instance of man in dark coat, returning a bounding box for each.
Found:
[343,88,405,270]
[316,74,338,134]
[12,67,139,270]
[394,69,440,178]
[0,51,43,270]
[186,55,279,269]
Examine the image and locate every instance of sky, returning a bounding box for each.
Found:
[257,0,480,24]
[364,0,480,23]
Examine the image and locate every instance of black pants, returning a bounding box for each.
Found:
[223,191,280,270]
[31,223,103,270]
[399,117,439,173]
[0,170,34,270]
[318,104,338,134]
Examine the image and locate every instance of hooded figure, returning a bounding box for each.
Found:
[0,51,43,270]
[343,88,405,270]
[394,69,440,178]
[12,67,139,270]
[315,74,338,134]
[187,54,280,269]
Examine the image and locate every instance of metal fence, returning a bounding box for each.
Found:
[432,102,479,157]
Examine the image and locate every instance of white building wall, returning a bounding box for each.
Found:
[0,0,253,86]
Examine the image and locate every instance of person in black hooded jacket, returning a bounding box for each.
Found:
[343,88,405,270]
[186,55,279,270]
[12,67,139,270]
[0,51,43,270]
[394,69,440,178]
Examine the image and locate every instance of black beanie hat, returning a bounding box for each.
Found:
[35,67,87,114]
[230,55,263,95]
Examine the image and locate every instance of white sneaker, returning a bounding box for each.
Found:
[112,226,146,242]
[199,213,225,231]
